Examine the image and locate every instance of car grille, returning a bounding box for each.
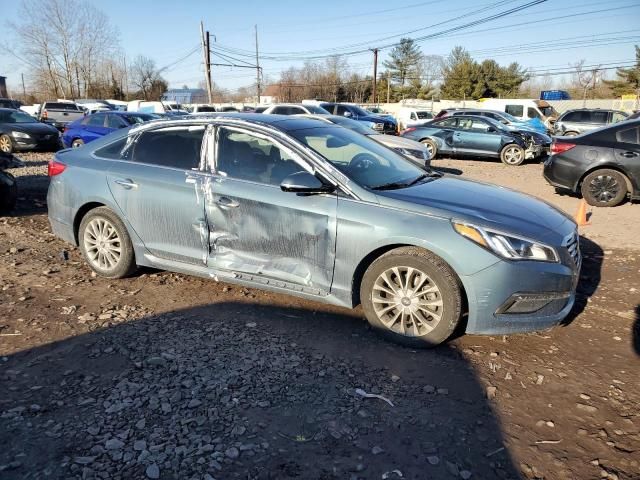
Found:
[372,123,384,131]
[564,230,581,268]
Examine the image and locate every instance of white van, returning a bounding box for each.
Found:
[396,107,434,130]
[127,100,185,114]
[479,99,558,127]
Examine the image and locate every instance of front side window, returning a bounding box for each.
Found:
[410,112,417,120]
[336,105,350,116]
[505,105,524,117]
[0,110,37,123]
[459,118,490,132]
[527,107,541,119]
[84,115,106,127]
[611,111,628,123]
[106,115,127,129]
[216,128,305,185]
[132,127,205,169]
[289,126,424,189]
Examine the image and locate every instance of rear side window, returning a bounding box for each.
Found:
[505,105,524,117]
[336,105,350,116]
[94,137,128,159]
[83,115,106,127]
[131,127,205,169]
[320,104,334,114]
[434,117,458,128]
[561,111,580,122]
[106,115,127,129]
[587,111,608,124]
[416,111,432,119]
[616,127,640,144]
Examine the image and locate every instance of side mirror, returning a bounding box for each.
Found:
[487,126,497,133]
[280,171,335,194]
[343,111,352,118]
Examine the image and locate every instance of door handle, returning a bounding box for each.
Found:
[114,179,138,189]
[216,196,239,208]
[619,151,638,158]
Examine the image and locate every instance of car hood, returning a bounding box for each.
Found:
[375,176,573,242]
[360,114,396,124]
[371,134,425,150]
[5,122,59,135]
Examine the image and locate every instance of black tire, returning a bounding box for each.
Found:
[0,134,14,154]
[500,144,525,166]
[360,247,462,348]
[79,206,137,278]
[580,169,628,207]
[0,172,18,214]
[71,138,84,148]
[420,138,437,158]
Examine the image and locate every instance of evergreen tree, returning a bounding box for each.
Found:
[440,47,478,100]
[604,45,640,97]
[383,38,423,87]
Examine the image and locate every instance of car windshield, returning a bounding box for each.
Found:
[290,126,425,189]
[123,113,157,124]
[329,116,376,135]
[306,105,330,114]
[540,106,558,117]
[0,110,38,123]
[349,105,371,117]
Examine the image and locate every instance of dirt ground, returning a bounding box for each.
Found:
[1,153,639,480]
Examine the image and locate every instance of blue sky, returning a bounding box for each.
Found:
[2,0,640,93]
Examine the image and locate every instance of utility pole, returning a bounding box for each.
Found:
[21,73,26,99]
[371,48,378,105]
[200,21,213,104]
[255,24,261,105]
[386,71,391,104]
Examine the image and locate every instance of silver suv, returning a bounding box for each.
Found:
[554,109,628,136]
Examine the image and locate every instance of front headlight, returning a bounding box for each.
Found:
[452,222,559,262]
[365,121,377,129]
[11,131,31,139]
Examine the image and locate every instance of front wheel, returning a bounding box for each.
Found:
[420,138,437,158]
[500,144,525,166]
[360,247,462,348]
[71,138,84,148]
[581,169,628,207]
[0,134,13,154]
[79,207,137,278]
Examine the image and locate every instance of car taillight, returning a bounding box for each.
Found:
[550,142,576,155]
[401,127,416,135]
[48,160,66,176]
[63,126,69,133]
[42,110,48,120]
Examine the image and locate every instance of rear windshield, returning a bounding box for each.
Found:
[44,102,80,111]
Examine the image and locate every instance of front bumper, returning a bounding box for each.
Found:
[461,252,580,335]
[525,143,550,160]
[12,136,61,152]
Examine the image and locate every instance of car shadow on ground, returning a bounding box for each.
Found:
[562,236,603,326]
[431,165,463,175]
[0,302,521,480]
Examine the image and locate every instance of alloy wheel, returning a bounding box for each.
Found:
[503,146,523,164]
[371,266,443,337]
[0,135,12,153]
[588,175,619,203]
[422,141,435,157]
[83,217,122,271]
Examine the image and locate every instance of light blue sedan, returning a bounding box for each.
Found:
[47,114,580,347]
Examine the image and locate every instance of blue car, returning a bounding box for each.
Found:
[320,102,398,135]
[62,111,158,148]
[402,115,551,166]
[448,109,548,134]
[47,114,579,347]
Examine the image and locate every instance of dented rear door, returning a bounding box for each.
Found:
[202,126,337,295]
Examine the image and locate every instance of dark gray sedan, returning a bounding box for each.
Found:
[544,120,640,207]
[47,114,580,347]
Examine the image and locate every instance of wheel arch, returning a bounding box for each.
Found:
[350,243,469,322]
[73,201,107,244]
[575,164,635,194]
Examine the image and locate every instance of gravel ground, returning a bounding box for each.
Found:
[0,152,639,480]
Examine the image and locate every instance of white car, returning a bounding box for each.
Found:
[397,107,434,131]
[263,103,330,115]
[298,114,432,168]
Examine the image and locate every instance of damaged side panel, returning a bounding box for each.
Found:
[203,176,337,294]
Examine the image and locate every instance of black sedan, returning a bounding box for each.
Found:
[0,108,61,154]
[543,119,640,207]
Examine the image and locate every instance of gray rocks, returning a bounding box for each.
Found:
[105,438,124,450]
[145,463,160,479]
[225,447,240,459]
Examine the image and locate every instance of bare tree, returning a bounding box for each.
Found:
[130,55,161,100]
[572,60,602,106]
[8,0,120,100]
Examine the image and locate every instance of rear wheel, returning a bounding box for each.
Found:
[71,138,84,148]
[79,207,137,278]
[360,247,462,348]
[0,134,13,154]
[420,138,437,158]
[500,144,525,166]
[581,169,628,207]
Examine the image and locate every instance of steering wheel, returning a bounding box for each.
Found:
[349,153,378,172]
